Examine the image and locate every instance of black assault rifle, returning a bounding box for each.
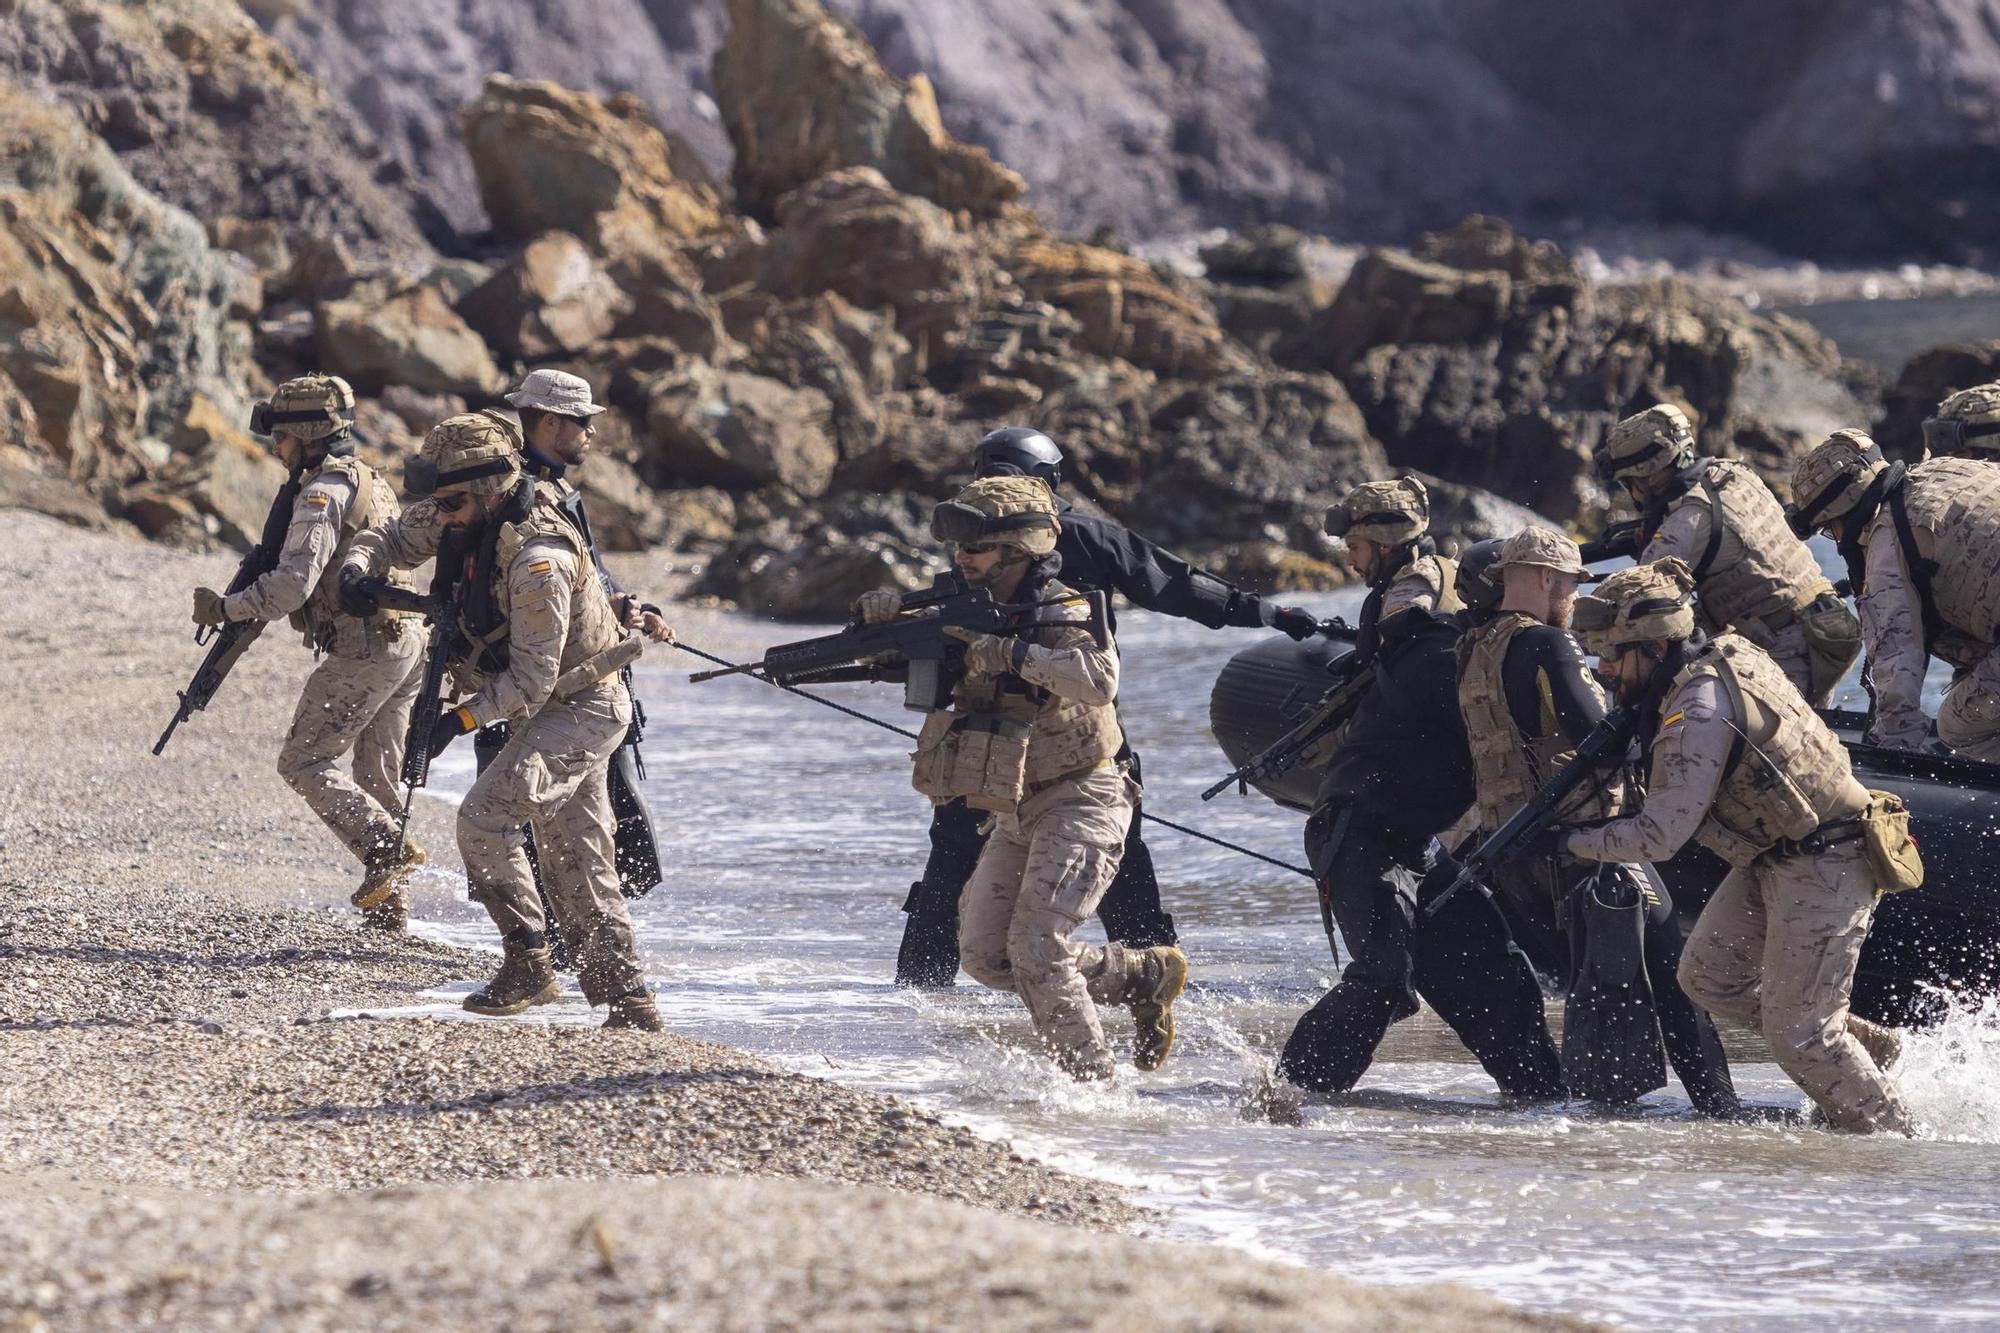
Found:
[1423,704,1638,918]
[1577,517,1642,567]
[688,573,1110,710]
[153,473,303,755]
[366,576,455,849]
[1201,618,1365,801]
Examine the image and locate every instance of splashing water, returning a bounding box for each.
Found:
[1903,990,2000,1142]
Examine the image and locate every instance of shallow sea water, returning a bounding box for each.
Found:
[404,574,2000,1330]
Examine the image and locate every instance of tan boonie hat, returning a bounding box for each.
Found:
[1490,524,1587,577]
[504,367,605,417]
[1925,382,2000,456]
[1326,477,1429,545]
[931,475,1060,556]
[409,412,523,498]
[1788,429,1886,536]
[1572,557,1697,655]
[1596,404,1696,483]
[261,373,356,442]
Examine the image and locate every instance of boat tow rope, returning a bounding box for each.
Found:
[673,641,1316,880]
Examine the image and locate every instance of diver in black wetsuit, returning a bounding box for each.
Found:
[891,427,1324,987]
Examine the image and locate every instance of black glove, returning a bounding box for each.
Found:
[428,708,474,756]
[1267,605,1322,641]
[338,567,385,619]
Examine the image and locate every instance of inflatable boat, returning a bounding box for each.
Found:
[1209,633,2000,1026]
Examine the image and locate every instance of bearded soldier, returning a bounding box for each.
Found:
[1562,559,1915,1134]
[189,374,425,929]
[1789,431,2000,759]
[1921,383,2000,461]
[1457,527,1735,1115]
[900,476,1188,1080]
[1594,405,1858,704]
[341,414,660,1031]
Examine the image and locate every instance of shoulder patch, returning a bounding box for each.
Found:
[1661,710,1686,729]
[305,493,330,509]
[528,559,553,575]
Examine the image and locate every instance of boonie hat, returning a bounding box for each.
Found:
[1490,524,1587,577]
[504,367,606,418]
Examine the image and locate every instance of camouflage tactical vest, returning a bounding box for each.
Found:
[1653,459,1830,643]
[1457,612,1621,833]
[1864,456,2000,666]
[1391,553,1464,617]
[911,577,1124,811]
[1665,634,1865,866]
[293,453,412,654]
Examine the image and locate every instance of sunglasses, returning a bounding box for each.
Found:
[433,490,476,514]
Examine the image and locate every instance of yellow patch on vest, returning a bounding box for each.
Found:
[1661,710,1687,729]
[528,559,553,574]
[305,494,329,509]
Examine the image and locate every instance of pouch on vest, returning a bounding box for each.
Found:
[1859,789,1924,894]
[1797,589,1863,702]
[910,711,1032,813]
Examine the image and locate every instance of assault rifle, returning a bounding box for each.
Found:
[1578,517,1642,566]
[153,473,303,755]
[364,575,455,847]
[1423,704,1637,918]
[1201,617,1366,801]
[688,573,1110,711]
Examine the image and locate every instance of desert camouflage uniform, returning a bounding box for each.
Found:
[223,455,422,865]
[1565,635,1911,1133]
[346,484,647,1005]
[1382,553,1452,620]
[944,579,1148,1080]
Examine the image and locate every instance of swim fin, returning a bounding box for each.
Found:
[1562,867,1668,1104]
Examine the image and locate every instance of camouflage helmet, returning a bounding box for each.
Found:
[1924,383,2000,457]
[1454,537,1506,611]
[931,474,1060,557]
[1490,524,1587,577]
[252,374,356,443]
[1595,404,1697,483]
[1787,429,1887,537]
[1572,557,1698,655]
[408,412,523,499]
[1325,477,1429,546]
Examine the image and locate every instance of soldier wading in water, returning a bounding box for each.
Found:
[898,476,1189,1079]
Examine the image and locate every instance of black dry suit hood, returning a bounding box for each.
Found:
[1829,462,1906,594]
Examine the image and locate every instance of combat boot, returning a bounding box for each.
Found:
[462,942,560,1016]
[354,837,422,914]
[1848,1014,1905,1073]
[359,889,409,934]
[602,990,664,1032]
[1129,945,1190,1072]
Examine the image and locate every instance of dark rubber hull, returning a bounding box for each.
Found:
[1210,634,2000,1026]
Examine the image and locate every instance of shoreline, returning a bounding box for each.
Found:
[0,510,1581,1330]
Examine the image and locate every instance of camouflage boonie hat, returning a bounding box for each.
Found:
[1572,557,1697,655]
[1925,383,2000,456]
[931,474,1060,556]
[263,374,356,443]
[1596,404,1696,482]
[409,412,523,499]
[505,367,606,417]
[1490,524,1587,576]
[1326,477,1429,545]
[1788,429,1886,537]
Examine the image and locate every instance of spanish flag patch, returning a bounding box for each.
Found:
[528,559,553,574]
[1661,710,1686,729]
[305,494,329,509]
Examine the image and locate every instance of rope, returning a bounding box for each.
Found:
[670,640,1315,879]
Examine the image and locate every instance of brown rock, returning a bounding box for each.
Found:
[0,460,111,530]
[208,217,290,275]
[750,315,883,458]
[316,281,505,397]
[574,449,669,553]
[713,0,1025,221]
[657,487,739,550]
[459,74,728,268]
[457,232,634,361]
[1010,237,1245,381]
[645,364,838,496]
[169,394,256,457]
[160,436,291,550]
[691,493,936,619]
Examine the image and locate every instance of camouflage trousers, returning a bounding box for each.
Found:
[1678,841,1913,1133]
[958,766,1142,1080]
[1937,645,2000,761]
[276,633,424,863]
[458,680,644,1006]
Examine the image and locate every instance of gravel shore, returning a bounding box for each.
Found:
[0,511,1580,1330]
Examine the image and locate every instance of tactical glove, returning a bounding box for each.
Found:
[1267,605,1321,641]
[942,625,1022,677]
[337,567,385,619]
[429,707,475,756]
[191,587,229,627]
[854,589,902,625]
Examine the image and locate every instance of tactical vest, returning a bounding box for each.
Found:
[1394,553,1463,616]
[1865,456,2000,668]
[293,454,412,654]
[448,482,631,700]
[910,577,1125,812]
[1665,634,1865,866]
[1646,459,1829,642]
[1457,613,1621,832]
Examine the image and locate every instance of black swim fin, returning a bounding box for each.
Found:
[1562,867,1668,1104]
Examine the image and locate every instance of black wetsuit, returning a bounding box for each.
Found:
[1277,607,1566,1099]
[1484,622,1737,1116]
[895,503,1275,987]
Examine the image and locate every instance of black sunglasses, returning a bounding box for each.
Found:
[433,490,476,514]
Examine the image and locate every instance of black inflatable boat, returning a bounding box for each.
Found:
[1209,633,2000,1026]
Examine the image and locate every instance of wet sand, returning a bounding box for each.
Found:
[0,512,1583,1330]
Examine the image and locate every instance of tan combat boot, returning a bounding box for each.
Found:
[602,991,664,1032]
[462,944,560,1016]
[1129,945,1190,1072]
[354,838,423,914]
[1847,1015,1906,1073]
